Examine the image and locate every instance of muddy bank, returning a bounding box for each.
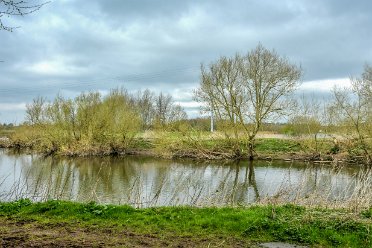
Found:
[0,218,252,248]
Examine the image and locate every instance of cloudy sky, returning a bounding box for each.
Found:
[0,0,371,123]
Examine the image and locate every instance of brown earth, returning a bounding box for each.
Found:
[0,217,256,248]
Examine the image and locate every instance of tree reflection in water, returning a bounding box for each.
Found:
[0,149,370,208]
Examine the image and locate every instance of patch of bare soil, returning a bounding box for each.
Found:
[0,217,255,248]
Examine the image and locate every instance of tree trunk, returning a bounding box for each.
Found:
[248,137,254,160]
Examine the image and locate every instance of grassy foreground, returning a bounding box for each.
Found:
[0,200,371,247]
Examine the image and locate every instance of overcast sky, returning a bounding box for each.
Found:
[0,0,371,123]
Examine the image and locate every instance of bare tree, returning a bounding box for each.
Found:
[196,55,242,136]
[291,95,322,133]
[195,44,302,159]
[26,96,46,124]
[135,89,155,129]
[289,94,332,156]
[154,92,187,128]
[169,104,187,124]
[0,0,48,31]
[154,92,172,127]
[331,64,372,164]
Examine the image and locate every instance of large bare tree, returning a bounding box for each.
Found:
[0,0,47,31]
[195,44,302,159]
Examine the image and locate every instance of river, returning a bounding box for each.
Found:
[0,149,368,207]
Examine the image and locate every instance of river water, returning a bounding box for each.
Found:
[0,149,368,207]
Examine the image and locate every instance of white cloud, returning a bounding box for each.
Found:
[171,87,194,100]
[38,14,69,30]
[0,103,26,111]
[300,78,351,91]
[23,57,87,76]
[177,7,209,31]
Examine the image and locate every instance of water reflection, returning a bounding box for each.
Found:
[0,149,368,207]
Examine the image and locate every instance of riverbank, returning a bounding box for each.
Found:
[1,130,360,164]
[0,200,371,247]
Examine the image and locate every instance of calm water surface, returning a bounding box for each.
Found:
[0,149,366,207]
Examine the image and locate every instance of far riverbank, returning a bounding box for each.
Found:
[0,131,361,164]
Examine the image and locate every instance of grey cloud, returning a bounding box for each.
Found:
[0,0,371,123]
[84,0,199,23]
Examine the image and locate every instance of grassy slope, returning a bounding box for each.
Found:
[150,134,335,160]
[0,200,371,247]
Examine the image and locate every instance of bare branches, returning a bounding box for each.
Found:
[242,44,302,124]
[331,64,372,164]
[194,44,302,159]
[0,0,48,31]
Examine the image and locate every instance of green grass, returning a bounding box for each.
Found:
[130,133,334,159]
[130,137,155,149]
[255,139,302,153]
[0,200,371,247]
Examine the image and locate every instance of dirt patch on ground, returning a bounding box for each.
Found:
[0,217,256,247]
